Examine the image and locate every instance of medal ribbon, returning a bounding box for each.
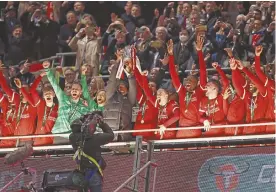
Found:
[42,104,55,127]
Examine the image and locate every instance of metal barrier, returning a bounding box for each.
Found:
[0,122,274,140]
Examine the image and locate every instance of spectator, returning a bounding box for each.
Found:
[74,1,86,21]
[5,7,20,34]
[89,76,105,100]
[30,9,60,58]
[103,52,137,141]
[69,22,102,76]
[59,11,77,54]
[5,25,35,66]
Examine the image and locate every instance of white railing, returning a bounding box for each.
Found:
[0,134,274,153]
[0,122,275,140]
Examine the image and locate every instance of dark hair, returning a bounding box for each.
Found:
[12,25,22,32]
[254,9,262,15]
[74,1,85,6]
[42,86,54,93]
[72,80,82,89]
[208,79,221,93]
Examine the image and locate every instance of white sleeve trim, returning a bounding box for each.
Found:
[154,99,158,108]
[176,85,182,93]
[260,90,268,98]
[199,109,205,112]
[11,92,15,102]
[34,99,41,107]
[172,107,179,113]
[138,95,143,104]
[242,81,247,88]
[241,89,246,100]
[0,95,4,103]
[264,78,268,87]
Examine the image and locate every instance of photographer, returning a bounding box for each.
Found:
[69,112,114,192]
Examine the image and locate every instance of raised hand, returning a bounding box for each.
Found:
[42,61,51,69]
[115,49,123,62]
[222,87,231,100]
[212,62,219,69]
[190,64,198,76]
[159,54,169,66]
[14,78,22,89]
[224,48,233,58]
[142,70,149,76]
[0,60,4,71]
[235,59,244,70]
[167,39,174,55]
[40,71,47,77]
[204,53,211,62]
[229,58,237,70]
[81,65,88,75]
[77,28,86,37]
[255,45,263,57]
[94,27,101,37]
[195,35,204,51]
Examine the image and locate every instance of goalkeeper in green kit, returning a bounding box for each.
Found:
[42,61,103,143]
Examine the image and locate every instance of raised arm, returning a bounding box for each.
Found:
[230,59,251,103]
[29,75,43,93]
[105,63,119,101]
[43,61,67,102]
[196,36,207,89]
[136,83,144,105]
[14,78,37,107]
[80,67,97,109]
[127,74,137,106]
[241,67,267,97]
[212,62,230,90]
[0,71,15,98]
[255,46,275,90]
[166,39,184,94]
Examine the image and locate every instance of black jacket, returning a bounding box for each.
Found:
[69,122,114,170]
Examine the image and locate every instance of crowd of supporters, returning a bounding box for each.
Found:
[0,1,274,147]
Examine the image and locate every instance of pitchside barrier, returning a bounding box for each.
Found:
[0,123,275,191]
[0,140,274,191]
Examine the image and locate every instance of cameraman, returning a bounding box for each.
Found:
[69,112,114,192]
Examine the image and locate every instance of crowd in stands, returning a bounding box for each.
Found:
[0,1,274,147]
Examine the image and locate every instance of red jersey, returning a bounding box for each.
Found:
[0,92,15,136]
[254,56,275,133]
[232,68,268,134]
[215,65,246,135]
[134,65,179,140]
[21,76,58,145]
[13,102,37,136]
[133,83,158,139]
[199,95,227,124]
[168,51,207,127]
[155,100,179,140]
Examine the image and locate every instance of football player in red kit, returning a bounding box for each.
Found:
[135,62,180,139]
[199,77,228,137]
[0,90,17,147]
[133,68,159,140]
[162,36,208,138]
[0,70,37,146]
[13,78,38,146]
[18,72,58,146]
[212,62,246,136]
[230,58,268,135]
[254,46,275,134]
